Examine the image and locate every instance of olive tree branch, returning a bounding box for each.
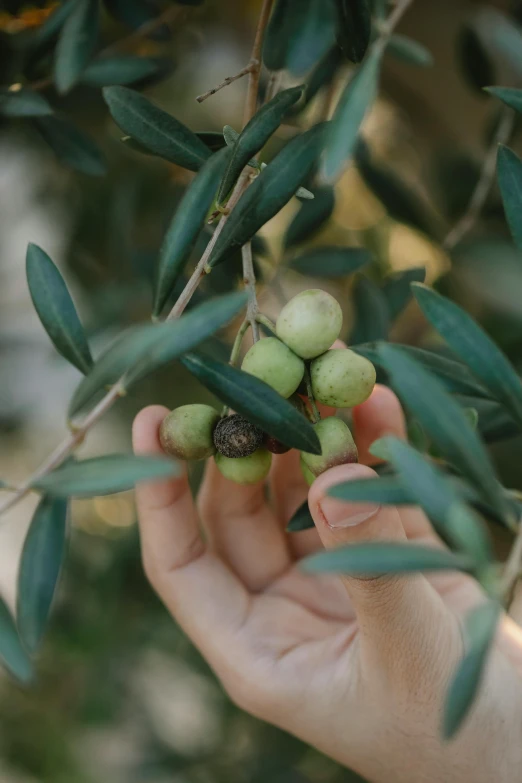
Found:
[196,63,255,103]
[242,242,260,342]
[443,107,515,251]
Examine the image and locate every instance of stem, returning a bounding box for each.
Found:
[304,367,320,424]
[230,319,250,365]
[242,242,260,342]
[256,313,276,333]
[243,0,275,126]
[373,0,415,53]
[443,108,515,251]
[196,64,254,103]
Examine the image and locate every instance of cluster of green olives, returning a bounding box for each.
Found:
[160,289,376,485]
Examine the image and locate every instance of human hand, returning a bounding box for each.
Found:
[132,384,522,783]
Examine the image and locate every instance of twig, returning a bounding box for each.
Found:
[196,63,255,103]
[256,313,276,333]
[242,242,260,342]
[243,0,275,126]
[229,319,250,365]
[443,107,515,251]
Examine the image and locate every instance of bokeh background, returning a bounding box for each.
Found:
[0,0,522,780]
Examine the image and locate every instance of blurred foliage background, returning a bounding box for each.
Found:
[0,0,522,780]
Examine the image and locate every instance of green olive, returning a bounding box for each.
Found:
[214,448,272,484]
[241,337,304,398]
[301,417,358,477]
[300,455,316,486]
[276,289,343,359]
[160,404,220,460]
[311,348,376,408]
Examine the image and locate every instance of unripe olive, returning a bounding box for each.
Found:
[215,449,272,485]
[301,417,358,478]
[264,435,291,454]
[241,337,305,398]
[311,348,376,408]
[300,455,315,486]
[213,414,263,458]
[160,404,220,461]
[276,289,343,359]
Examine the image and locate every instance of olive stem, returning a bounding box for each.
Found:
[304,366,320,424]
[242,242,260,342]
[229,319,250,366]
[255,313,276,334]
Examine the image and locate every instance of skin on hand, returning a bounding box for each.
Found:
[133,380,522,783]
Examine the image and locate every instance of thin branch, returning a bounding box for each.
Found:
[196,63,255,103]
[443,108,515,251]
[229,319,250,366]
[373,0,415,53]
[243,0,275,125]
[242,242,260,342]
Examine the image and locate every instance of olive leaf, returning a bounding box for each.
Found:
[0,601,33,684]
[26,243,94,375]
[103,0,156,29]
[443,602,500,739]
[322,47,381,182]
[0,89,53,117]
[289,246,370,278]
[263,0,336,76]
[412,284,522,429]
[69,291,247,416]
[55,0,100,94]
[33,115,106,176]
[32,0,77,48]
[350,277,390,344]
[284,186,335,249]
[153,146,232,317]
[103,86,211,171]
[302,541,473,576]
[497,145,522,252]
[378,344,509,521]
[371,436,492,565]
[181,353,321,454]
[208,123,328,269]
[217,85,304,204]
[17,495,68,653]
[328,475,415,505]
[382,267,426,321]
[286,500,315,532]
[81,55,162,86]
[32,455,180,497]
[297,46,343,114]
[486,86,522,114]
[334,0,372,64]
[387,34,434,68]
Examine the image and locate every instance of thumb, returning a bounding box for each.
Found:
[308,464,455,679]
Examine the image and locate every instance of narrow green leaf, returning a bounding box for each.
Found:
[443,602,500,739]
[217,86,304,204]
[0,90,52,117]
[303,541,472,576]
[289,246,370,278]
[181,353,321,454]
[33,455,180,497]
[263,0,336,76]
[153,147,232,317]
[69,291,246,416]
[497,145,522,251]
[208,123,328,268]
[103,0,156,29]
[297,46,343,113]
[328,475,415,505]
[0,601,33,684]
[81,55,162,86]
[197,132,227,152]
[378,344,508,520]
[387,34,434,67]
[382,267,425,321]
[26,244,93,374]
[413,284,522,429]
[103,86,211,171]
[335,0,372,64]
[34,115,106,176]
[286,500,315,532]
[486,86,522,113]
[373,436,492,564]
[284,186,335,249]
[322,48,381,182]
[55,0,99,94]
[17,495,68,653]
[31,0,77,48]
[350,277,390,344]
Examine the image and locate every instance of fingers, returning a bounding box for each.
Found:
[132,406,250,672]
[308,463,457,682]
[270,448,322,558]
[198,457,291,591]
[353,383,407,466]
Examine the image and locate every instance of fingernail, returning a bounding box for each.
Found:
[318,496,380,529]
